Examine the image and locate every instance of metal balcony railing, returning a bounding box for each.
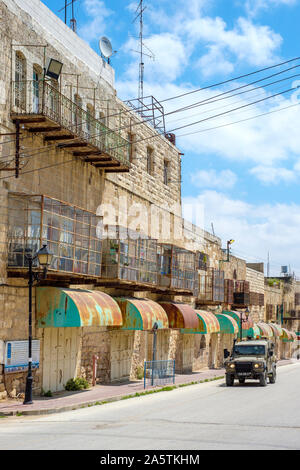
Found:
[11,80,130,169]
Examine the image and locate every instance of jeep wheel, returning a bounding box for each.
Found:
[226,374,234,386]
[259,372,268,387]
[269,369,277,384]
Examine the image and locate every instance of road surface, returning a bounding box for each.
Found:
[1,362,300,450]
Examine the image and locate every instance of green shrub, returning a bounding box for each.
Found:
[65,377,89,391]
[136,366,144,380]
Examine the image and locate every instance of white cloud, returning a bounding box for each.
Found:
[77,0,113,42]
[191,169,238,189]
[245,0,298,17]
[183,190,300,275]
[249,165,296,184]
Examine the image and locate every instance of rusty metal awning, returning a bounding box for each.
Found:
[215,314,239,335]
[281,328,296,342]
[269,323,283,338]
[159,302,199,330]
[115,298,169,330]
[36,287,123,328]
[195,310,220,334]
[247,324,261,339]
[223,310,254,331]
[257,322,274,339]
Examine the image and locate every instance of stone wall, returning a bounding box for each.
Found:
[246,267,265,323]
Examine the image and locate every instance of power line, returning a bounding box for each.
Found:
[3,60,299,157]
[167,71,300,126]
[160,56,300,103]
[176,102,300,138]
[1,83,298,170]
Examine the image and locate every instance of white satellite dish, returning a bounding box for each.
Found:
[99,36,113,59]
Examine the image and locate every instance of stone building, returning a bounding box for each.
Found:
[0,0,296,400]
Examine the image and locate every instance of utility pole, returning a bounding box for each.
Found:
[267,251,270,277]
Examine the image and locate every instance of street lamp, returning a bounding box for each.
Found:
[151,322,159,386]
[23,245,53,405]
[226,239,235,262]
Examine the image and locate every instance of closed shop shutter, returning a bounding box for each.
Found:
[42,327,80,393]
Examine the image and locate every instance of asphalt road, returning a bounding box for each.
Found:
[1,362,300,451]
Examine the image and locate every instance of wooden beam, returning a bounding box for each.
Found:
[85,157,112,163]
[94,162,121,168]
[11,117,46,124]
[73,150,101,157]
[28,127,62,133]
[105,167,130,173]
[58,142,88,148]
[45,135,75,142]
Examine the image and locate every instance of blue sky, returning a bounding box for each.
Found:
[42,0,300,276]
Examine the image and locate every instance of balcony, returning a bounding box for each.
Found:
[8,193,102,282]
[98,225,158,290]
[196,268,225,305]
[11,80,130,173]
[156,244,197,295]
[7,197,198,294]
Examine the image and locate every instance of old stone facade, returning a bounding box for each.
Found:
[0,0,297,399]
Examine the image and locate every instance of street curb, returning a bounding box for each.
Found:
[0,375,225,417]
[0,361,296,417]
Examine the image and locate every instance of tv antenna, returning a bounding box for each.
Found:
[59,0,79,32]
[132,0,155,102]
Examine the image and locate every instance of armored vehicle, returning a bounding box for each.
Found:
[224,339,277,386]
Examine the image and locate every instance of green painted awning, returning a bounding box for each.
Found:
[115,298,169,331]
[36,287,123,328]
[246,324,261,339]
[215,314,239,335]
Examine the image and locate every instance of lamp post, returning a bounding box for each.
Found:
[151,322,159,386]
[240,308,250,342]
[23,245,53,405]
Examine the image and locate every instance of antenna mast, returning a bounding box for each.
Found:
[70,0,77,33]
[134,0,146,102]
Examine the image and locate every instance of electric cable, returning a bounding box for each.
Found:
[0,83,298,171]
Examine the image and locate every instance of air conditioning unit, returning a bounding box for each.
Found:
[3,340,40,374]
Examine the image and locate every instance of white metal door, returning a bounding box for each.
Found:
[182,334,194,372]
[110,331,134,382]
[42,328,79,393]
[156,330,170,361]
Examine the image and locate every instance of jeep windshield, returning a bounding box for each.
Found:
[234,345,266,356]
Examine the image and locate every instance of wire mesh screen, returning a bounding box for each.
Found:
[144,360,176,389]
[157,244,196,293]
[8,194,102,276]
[101,226,158,285]
[196,268,225,303]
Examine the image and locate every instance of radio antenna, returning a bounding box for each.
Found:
[133,0,154,102]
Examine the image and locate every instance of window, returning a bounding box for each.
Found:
[33,65,42,113]
[15,52,26,110]
[86,104,95,136]
[74,94,83,130]
[127,133,135,162]
[99,111,106,126]
[49,79,59,118]
[147,147,153,175]
[164,160,170,185]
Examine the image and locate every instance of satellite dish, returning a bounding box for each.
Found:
[99,36,113,59]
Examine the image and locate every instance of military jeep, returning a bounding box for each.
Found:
[224,339,277,387]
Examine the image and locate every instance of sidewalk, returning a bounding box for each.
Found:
[0,359,294,417]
